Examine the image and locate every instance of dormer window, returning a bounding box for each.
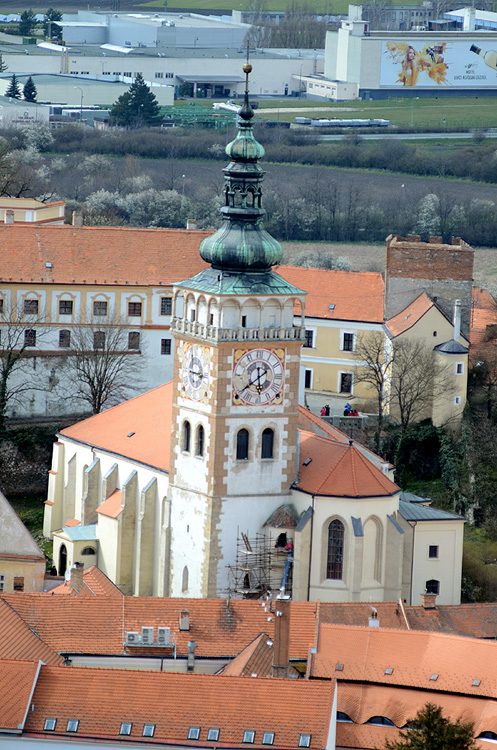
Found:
[120,722,132,736]
[44,718,57,731]
[299,735,311,747]
[188,727,200,740]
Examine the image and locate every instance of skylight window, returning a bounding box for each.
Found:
[143,724,155,737]
[207,728,220,741]
[430,674,438,681]
[299,734,311,747]
[44,718,56,731]
[120,722,132,736]
[262,732,275,745]
[66,720,79,733]
[243,730,255,743]
[473,679,481,687]
[188,727,201,740]
[385,668,394,675]
[335,663,343,671]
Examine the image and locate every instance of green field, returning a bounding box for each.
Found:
[143,0,416,11]
[245,97,497,130]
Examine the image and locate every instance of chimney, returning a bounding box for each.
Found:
[179,609,190,631]
[4,209,14,225]
[186,218,197,230]
[272,596,291,678]
[464,6,476,31]
[72,210,83,226]
[453,299,461,341]
[421,592,437,610]
[70,562,84,592]
[187,640,197,671]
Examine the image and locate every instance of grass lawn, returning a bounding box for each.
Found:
[143,0,418,12]
[9,494,53,563]
[254,97,497,129]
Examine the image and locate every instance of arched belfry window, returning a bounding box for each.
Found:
[261,428,274,459]
[182,421,191,453]
[327,520,344,580]
[182,566,189,593]
[236,429,249,460]
[196,425,205,457]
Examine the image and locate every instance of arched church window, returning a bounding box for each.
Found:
[81,547,96,556]
[327,520,344,580]
[261,428,274,459]
[196,425,205,457]
[182,566,189,593]
[182,421,191,453]
[236,429,249,460]
[426,579,440,595]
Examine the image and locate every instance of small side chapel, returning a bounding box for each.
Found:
[43,66,464,605]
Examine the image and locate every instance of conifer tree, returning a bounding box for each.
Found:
[0,55,8,74]
[110,74,162,127]
[19,9,36,36]
[5,74,21,100]
[23,76,37,103]
[384,703,476,750]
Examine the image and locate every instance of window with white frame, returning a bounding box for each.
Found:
[341,331,355,352]
[304,329,315,348]
[339,372,353,394]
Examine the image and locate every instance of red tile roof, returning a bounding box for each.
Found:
[318,601,409,630]
[0,225,210,286]
[298,405,350,444]
[296,431,399,498]
[337,682,497,745]
[385,292,434,337]
[311,623,497,698]
[277,266,384,323]
[61,382,173,472]
[0,599,62,665]
[470,287,497,349]
[97,489,123,518]
[0,659,41,732]
[405,601,497,638]
[25,665,335,749]
[46,565,123,598]
[3,596,317,660]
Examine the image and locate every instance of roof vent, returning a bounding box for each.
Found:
[45,262,53,269]
[385,668,393,675]
[179,609,190,631]
[303,458,312,466]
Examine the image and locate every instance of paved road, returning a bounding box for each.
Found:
[318,130,497,141]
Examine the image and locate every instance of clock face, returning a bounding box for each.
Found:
[181,344,210,401]
[233,348,285,406]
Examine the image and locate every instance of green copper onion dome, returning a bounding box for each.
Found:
[199,63,283,272]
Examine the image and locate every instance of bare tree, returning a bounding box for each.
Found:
[353,331,394,452]
[65,318,143,414]
[389,338,450,430]
[0,301,50,433]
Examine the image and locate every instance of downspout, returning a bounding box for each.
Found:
[306,494,315,602]
[407,519,417,606]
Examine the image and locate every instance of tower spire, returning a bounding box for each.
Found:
[199,62,282,273]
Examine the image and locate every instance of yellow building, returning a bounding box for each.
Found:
[0,488,45,592]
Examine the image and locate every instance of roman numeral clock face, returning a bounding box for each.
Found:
[181,344,210,401]
[233,348,285,406]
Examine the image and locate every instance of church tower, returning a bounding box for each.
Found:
[166,64,306,598]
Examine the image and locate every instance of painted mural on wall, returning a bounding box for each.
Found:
[380,40,497,87]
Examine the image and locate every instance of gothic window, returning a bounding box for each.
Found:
[261,428,274,459]
[182,421,191,453]
[236,429,249,460]
[426,579,440,595]
[327,520,344,580]
[234,188,242,206]
[196,425,205,457]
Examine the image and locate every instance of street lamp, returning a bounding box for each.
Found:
[74,86,83,120]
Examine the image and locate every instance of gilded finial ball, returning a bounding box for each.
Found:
[243,62,252,74]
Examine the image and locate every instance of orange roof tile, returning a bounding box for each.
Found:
[64,519,80,527]
[337,682,497,740]
[0,599,62,665]
[278,266,384,323]
[405,601,497,638]
[3,596,317,660]
[298,405,350,444]
[0,659,41,731]
[26,665,335,749]
[471,288,497,349]
[97,489,123,518]
[220,633,300,679]
[296,431,399,497]
[46,565,123,598]
[386,292,434,337]
[0,225,210,286]
[61,382,172,472]
[311,623,497,698]
[319,601,409,630]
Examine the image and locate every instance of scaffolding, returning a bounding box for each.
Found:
[227,531,292,599]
